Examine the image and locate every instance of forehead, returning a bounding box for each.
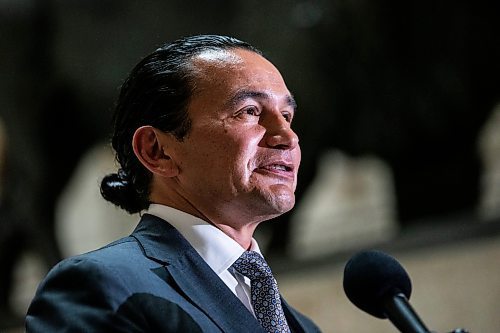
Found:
[189,48,290,100]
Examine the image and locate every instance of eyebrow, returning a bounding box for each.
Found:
[227,90,297,111]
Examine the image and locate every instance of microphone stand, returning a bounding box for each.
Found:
[383,293,470,333]
[383,293,430,333]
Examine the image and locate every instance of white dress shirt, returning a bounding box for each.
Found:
[145,204,261,315]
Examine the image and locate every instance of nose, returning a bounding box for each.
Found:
[262,113,299,150]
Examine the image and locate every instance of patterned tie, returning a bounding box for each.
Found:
[232,251,290,333]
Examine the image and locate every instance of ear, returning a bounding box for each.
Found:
[132,126,179,177]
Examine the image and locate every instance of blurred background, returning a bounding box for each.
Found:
[1,0,500,332]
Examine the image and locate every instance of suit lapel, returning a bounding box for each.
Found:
[132,214,265,333]
[167,248,265,333]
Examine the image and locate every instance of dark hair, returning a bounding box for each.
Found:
[100,35,262,214]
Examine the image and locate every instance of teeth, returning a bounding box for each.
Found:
[265,164,288,171]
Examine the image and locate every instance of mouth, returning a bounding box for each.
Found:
[260,164,293,172]
[255,162,295,179]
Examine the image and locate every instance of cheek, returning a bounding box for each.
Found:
[293,139,302,157]
[197,136,250,176]
[291,146,301,189]
[237,132,263,165]
[294,145,302,170]
[187,123,264,174]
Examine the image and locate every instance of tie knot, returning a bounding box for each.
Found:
[232,251,273,281]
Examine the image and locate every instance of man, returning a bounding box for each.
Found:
[26,35,320,332]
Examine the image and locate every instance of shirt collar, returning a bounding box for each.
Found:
[145,204,262,276]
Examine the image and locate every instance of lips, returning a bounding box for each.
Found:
[255,160,295,178]
[260,164,293,172]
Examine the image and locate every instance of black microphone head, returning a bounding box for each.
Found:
[343,250,412,319]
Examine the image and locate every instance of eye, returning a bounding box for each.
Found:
[238,106,261,117]
[282,111,293,123]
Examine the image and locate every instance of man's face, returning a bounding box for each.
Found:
[167,48,301,224]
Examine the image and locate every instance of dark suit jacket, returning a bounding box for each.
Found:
[26,214,321,332]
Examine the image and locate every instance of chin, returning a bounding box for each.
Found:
[245,183,296,216]
[264,188,296,214]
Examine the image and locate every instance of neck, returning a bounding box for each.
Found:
[212,221,259,250]
[150,187,261,249]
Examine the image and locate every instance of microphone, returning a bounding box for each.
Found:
[343,250,430,333]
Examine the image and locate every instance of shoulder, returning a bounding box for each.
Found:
[26,236,203,332]
[30,236,149,309]
[38,234,169,294]
[46,237,146,284]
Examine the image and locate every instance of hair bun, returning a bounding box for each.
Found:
[100,171,143,214]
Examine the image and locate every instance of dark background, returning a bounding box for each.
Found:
[1,0,499,327]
